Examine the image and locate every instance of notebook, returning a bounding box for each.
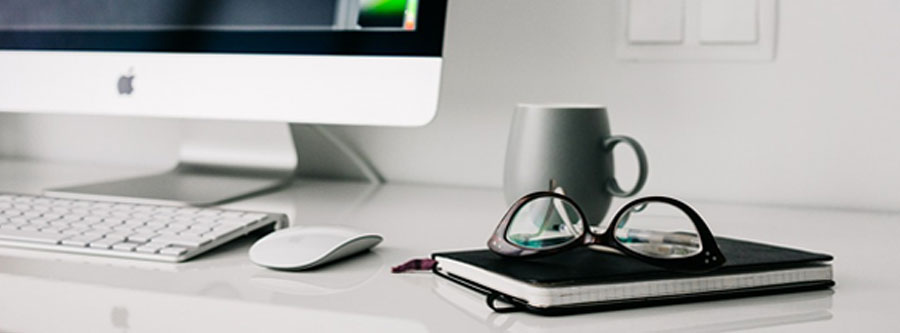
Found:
[432,237,834,315]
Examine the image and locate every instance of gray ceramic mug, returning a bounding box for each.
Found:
[503,104,648,227]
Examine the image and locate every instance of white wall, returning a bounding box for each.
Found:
[2,0,899,212]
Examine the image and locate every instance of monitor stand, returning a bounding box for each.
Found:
[45,120,299,206]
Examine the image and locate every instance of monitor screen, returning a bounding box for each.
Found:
[0,0,444,56]
[0,0,417,31]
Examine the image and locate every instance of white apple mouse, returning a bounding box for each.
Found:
[249,225,383,271]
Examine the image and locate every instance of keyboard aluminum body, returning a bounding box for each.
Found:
[0,193,284,262]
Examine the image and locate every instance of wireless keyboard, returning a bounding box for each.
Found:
[0,193,285,262]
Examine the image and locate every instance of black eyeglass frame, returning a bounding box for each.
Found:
[488,193,725,272]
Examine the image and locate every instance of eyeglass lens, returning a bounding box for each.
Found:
[506,196,585,250]
[613,201,702,259]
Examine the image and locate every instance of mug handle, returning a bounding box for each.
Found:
[603,135,648,197]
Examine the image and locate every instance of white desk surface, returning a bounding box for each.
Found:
[0,159,897,332]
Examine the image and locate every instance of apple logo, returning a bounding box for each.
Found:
[117,68,135,95]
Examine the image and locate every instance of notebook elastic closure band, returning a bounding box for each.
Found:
[486,292,526,313]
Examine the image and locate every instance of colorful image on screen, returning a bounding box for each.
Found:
[358,0,418,30]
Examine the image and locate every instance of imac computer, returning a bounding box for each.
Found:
[0,0,447,206]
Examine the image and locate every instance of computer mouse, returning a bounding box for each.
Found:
[249,225,383,271]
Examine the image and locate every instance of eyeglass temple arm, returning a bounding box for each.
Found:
[549,181,579,231]
[529,185,578,238]
[552,196,578,232]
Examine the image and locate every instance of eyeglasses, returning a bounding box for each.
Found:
[488,191,725,272]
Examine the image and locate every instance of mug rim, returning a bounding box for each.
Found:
[516,103,607,110]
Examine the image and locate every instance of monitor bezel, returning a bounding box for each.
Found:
[0,0,446,57]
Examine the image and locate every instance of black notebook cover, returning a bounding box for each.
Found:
[432,237,834,315]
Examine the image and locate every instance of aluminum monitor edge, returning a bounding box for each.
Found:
[0,50,442,127]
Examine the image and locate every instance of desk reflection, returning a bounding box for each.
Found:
[432,277,833,333]
[250,250,384,296]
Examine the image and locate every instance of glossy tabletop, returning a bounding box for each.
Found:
[0,160,897,332]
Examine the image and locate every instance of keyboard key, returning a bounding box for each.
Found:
[1,224,20,230]
[192,217,218,224]
[82,230,108,238]
[3,210,22,217]
[113,225,135,232]
[39,226,67,234]
[61,228,84,236]
[151,235,211,248]
[135,242,168,254]
[134,226,162,234]
[89,238,123,249]
[145,220,169,228]
[133,205,156,212]
[159,246,190,256]
[19,225,41,232]
[82,216,105,223]
[159,226,187,234]
[171,215,194,222]
[220,211,244,218]
[31,205,51,212]
[90,223,115,231]
[168,220,194,228]
[110,211,132,219]
[178,231,206,239]
[123,219,148,226]
[127,233,157,243]
[66,227,92,234]
[112,242,142,252]
[49,220,71,227]
[203,228,236,240]
[102,217,127,224]
[69,221,93,229]
[61,235,103,247]
[130,212,153,219]
[28,218,51,226]
[190,223,216,231]
[153,213,176,219]
[217,218,253,227]
[198,209,222,217]
[61,216,84,222]
[22,211,42,219]
[0,229,67,244]
[104,231,134,240]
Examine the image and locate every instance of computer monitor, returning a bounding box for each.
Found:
[0,0,447,205]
